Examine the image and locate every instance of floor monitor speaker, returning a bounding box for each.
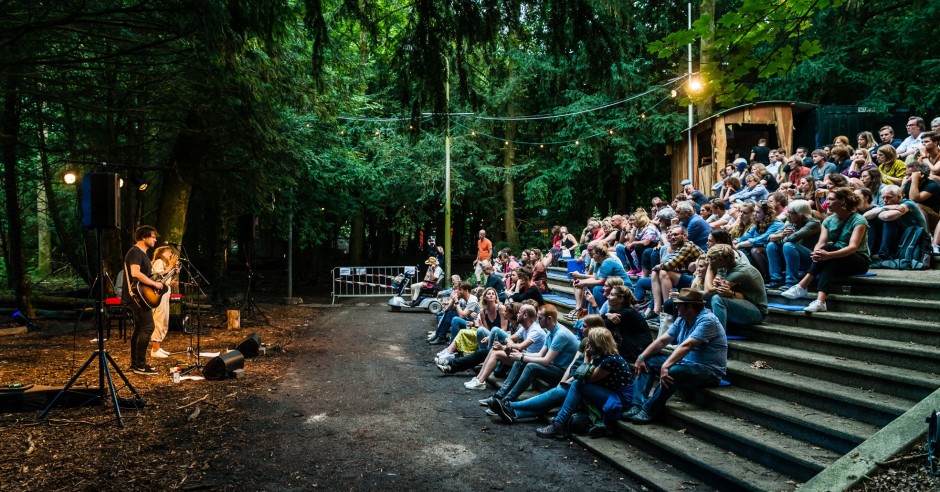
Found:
[203,350,245,380]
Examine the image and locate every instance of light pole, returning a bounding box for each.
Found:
[687,1,694,185]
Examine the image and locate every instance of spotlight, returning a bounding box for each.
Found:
[130,174,149,192]
[688,77,704,94]
[63,170,78,185]
[12,311,40,331]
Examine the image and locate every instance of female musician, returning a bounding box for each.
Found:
[150,245,179,358]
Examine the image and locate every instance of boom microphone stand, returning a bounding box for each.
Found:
[240,239,269,325]
[39,226,141,427]
[174,244,210,376]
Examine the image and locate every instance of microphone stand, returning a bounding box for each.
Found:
[174,244,210,376]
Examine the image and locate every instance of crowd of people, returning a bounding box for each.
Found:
[418,116,939,441]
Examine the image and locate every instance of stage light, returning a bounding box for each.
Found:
[63,170,78,185]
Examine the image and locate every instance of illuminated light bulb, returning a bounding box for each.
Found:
[409,125,414,130]
[305,123,311,128]
[608,129,614,135]
[671,90,678,98]
[504,141,509,146]
[374,130,381,136]
[688,78,703,94]
[471,131,476,136]
[575,140,580,145]
[540,144,544,149]
[340,130,345,135]
[63,170,77,185]
[641,113,646,119]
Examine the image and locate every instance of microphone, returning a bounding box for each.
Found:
[165,241,181,247]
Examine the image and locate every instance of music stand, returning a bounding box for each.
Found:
[39,226,141,427]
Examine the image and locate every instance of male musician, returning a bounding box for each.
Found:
[123,226,164,375]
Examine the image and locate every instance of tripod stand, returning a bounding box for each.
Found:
[240,240,269,325]
[39,228,141,427]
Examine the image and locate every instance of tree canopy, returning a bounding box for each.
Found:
[2,0,938,313]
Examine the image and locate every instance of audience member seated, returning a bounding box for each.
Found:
[720,176,742,203]
[435,287,507,365]
[842,148,876,179]
[411,256,444,306]
[643,225,704,320]
[751,163,779,192]
[857,131,878,158]
[918,131,940,182]
[506,267,544,306]
[868,185,929,265]
[428,281,479,345]
[575,242,631,313]
[861,168,885,206]
[903,161,940,232]
[767,190,789,221]
[876,145,906,186]
[809,149,838,182]
[620,213,657,275]
[897,116,925,160]
[479,304,579,408]
[878,125,903,151]
[479,261,506,301]
[733,201,784,281]
[438,302,521,375]
[703,244,767,331]
[676,201,710,250]
[528,249,552,293]
[782,187,871,313]
[766,199,821,289]
[490,315,607,425]
[463,303,546,389]
[727,202,755,240]
[624,288,727,424]
[786,154,811,186]
[601,285,652,362]
[730,173,769,203]
[535,328,635,439]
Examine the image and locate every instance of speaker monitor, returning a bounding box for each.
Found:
[236,333,262,358]
[80,172,121,229]
[202,350,245,380]
[237,214,259,242]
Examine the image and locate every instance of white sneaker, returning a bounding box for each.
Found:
[157,348,171,356]
[804,300,827,313]
[781,284,807,299]
[932,244,940,255]
[464,378,487,390]
[151,349,169,358]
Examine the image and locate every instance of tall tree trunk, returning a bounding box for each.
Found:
[699,0,715,118]
[2,71,34,316]
[156,170,193,244]
[502,122,519,250]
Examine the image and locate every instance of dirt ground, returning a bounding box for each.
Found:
[0,287,638,491]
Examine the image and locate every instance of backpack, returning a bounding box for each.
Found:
[883,226,931,270]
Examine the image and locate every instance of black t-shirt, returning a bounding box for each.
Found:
[762,173,779,192]
[751,145,771,165]
[122,246,152,304]
[904,180,940,212]
[603,307,653,362]
[510,285,544,306]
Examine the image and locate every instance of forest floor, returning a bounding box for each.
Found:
[2,268,937,491]
[0,272,638,491]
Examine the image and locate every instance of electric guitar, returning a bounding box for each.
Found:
[132,268,177,309]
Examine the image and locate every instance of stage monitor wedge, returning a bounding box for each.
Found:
[203,350,245,380]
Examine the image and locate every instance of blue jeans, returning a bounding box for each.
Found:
[641,248,660,271]
[707,293,765,330]
[631,354,720,417]
[615,244,632,270]
[509,385,570,420]
[495,361,565,401]
[554,379,633,426]
[633,277,652,302]
[868,217,883,257]
[450,316,469,341]
[878,219,904,258]
[766,241,812,285]
[434,311,458,340]
[485,328,510,350]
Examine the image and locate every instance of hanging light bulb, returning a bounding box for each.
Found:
[575,140,580,146]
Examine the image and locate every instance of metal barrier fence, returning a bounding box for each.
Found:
[331,265,415,304]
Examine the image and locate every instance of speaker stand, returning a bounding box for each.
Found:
[39,227,141,427]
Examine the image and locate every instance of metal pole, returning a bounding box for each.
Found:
[687,1,694,185]
[287,212,293,299]
[444,57,452,279]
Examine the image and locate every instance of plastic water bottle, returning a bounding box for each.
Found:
[173,370,180,384]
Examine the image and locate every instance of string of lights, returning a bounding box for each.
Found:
[451,121,611,146]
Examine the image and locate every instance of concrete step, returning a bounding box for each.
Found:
[764,309,940,346]
[615,419,798,491]
[574,436,712,492]
[728,341,940,402]
[700,385,878,454]
[741,322,940,373]
[823,294,940,323]
[834,274,940,301]
[723,359,911,427]
[661,401,840,482]
[544,293,576,311]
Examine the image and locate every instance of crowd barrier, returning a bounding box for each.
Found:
[331,265,415,305]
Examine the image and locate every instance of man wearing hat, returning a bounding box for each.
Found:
[624,288,728,424]
[411,256,444,306]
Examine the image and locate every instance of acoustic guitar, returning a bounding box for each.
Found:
[132,268,177,309]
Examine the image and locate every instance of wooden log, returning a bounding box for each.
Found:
[226,309,240,330]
